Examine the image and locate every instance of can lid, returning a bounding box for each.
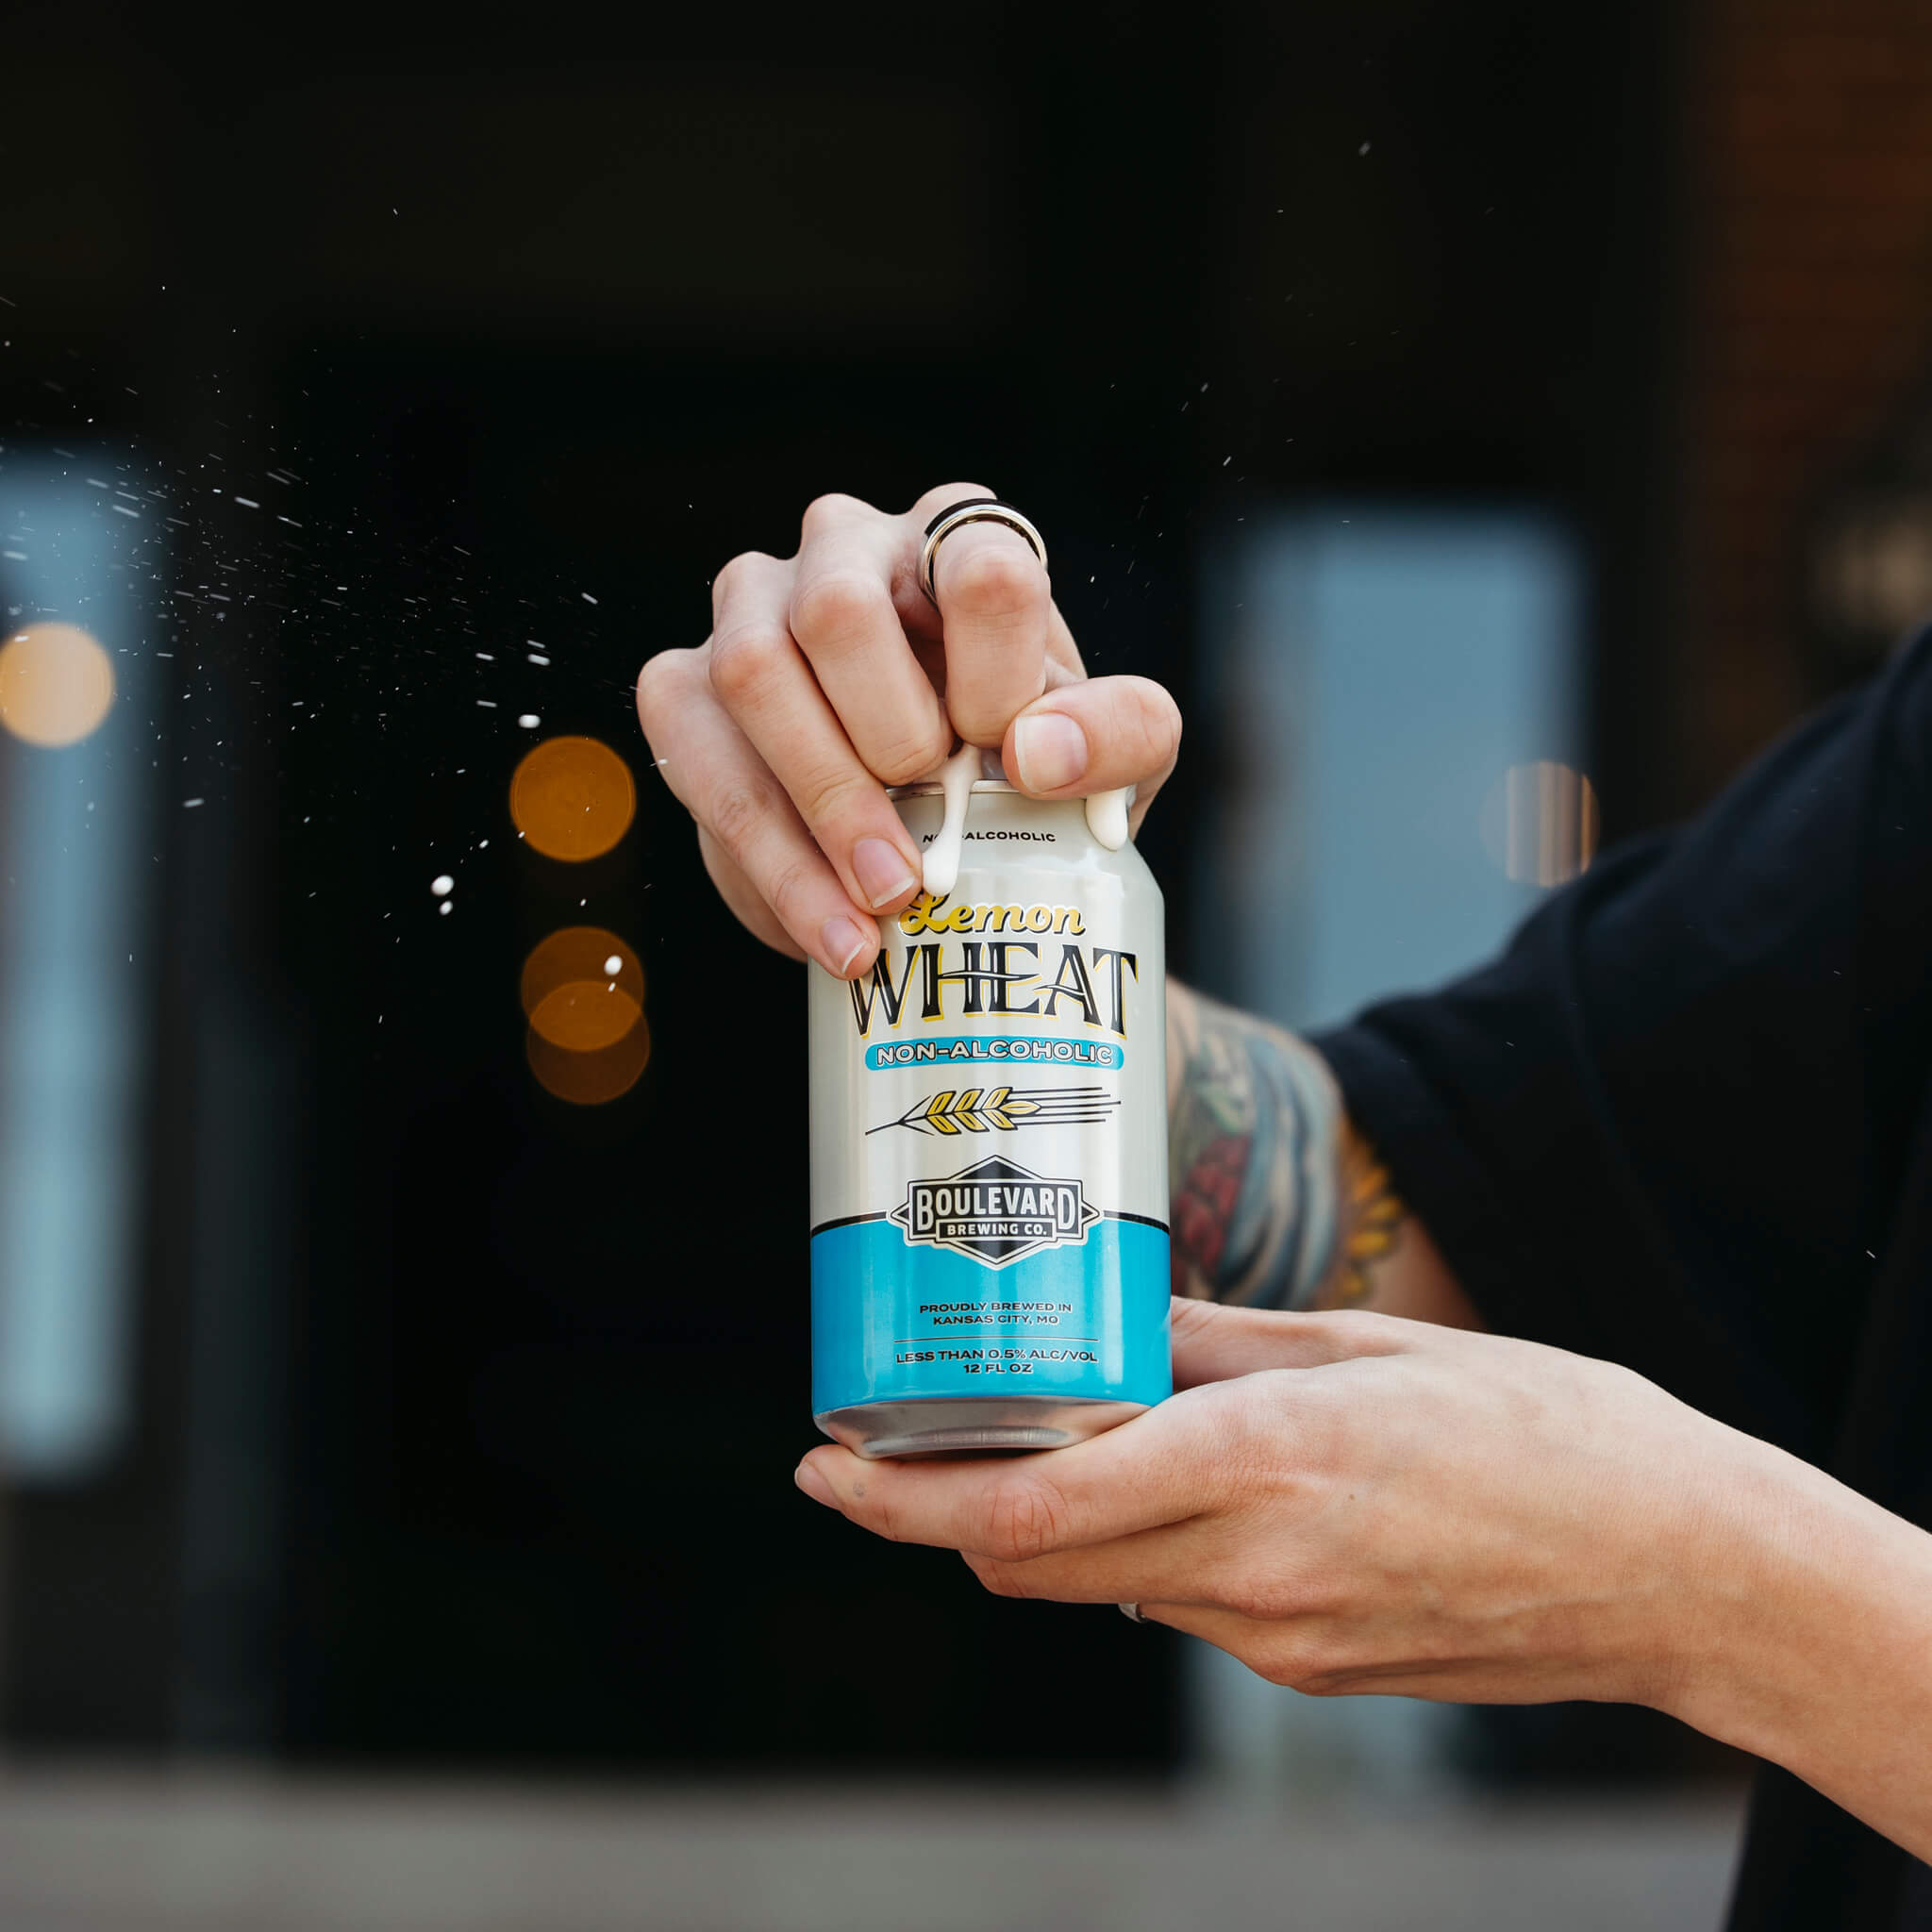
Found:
[886,777,1017,798]
[888,775,1133,852]
[888,740,1130,864]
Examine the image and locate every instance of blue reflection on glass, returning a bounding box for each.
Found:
[0,459,158,1479]
[1200,507,1581,1031]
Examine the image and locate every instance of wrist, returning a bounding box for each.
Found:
[1652,1425,1932,1790]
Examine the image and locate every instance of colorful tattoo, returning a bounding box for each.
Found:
[1325,1145,1407,1306]
[1167,985,1345,1308]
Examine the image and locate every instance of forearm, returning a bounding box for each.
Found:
[1165,978,1476,1325]
[1667,1440,1932,1860]
[1165,987,1932,1857]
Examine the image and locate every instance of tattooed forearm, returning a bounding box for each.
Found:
[1166,980,1411,1309]
[1165,982,1333,1306]
[1163,981,1484,1327]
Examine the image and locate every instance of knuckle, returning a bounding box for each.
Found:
[710,549,775,617]
[867,719,952,787]
[792,762,874,838]
[791,568,890,651]
[969,1557,1031,1601]
[800,491,868,541]
[1136,683,1184,770]
[1168,1294,1224,1346]
[708,625,792,708]
[1221,1620,1336,1690]
[1285,1635,1369,1695]
[944,541,1044,621]
[919,480,994,518]
[1254,1640,1322,1690]
[634,647,696,729]
[1097,676,1181,774]
[980,1473,1069,1565]
[707,776,783,858]
[760,851,822,927]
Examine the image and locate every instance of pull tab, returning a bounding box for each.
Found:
[922,752,1134,897]
[921,741,982,899]
[1084,787,1130,851]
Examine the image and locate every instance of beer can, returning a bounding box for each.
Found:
[808,778,1171,1458]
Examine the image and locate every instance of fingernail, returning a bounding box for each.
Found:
[820,914,875,977]
[1012,711,1089,792]
[852,837,918,909]
[794,1459,836,1507]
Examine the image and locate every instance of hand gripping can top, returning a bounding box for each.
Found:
[808,774,1171,1458]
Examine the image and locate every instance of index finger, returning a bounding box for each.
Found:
[1169,1297,1423,1391]
[793,1381,1238,1562]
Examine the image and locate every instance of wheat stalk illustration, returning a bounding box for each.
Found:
[867,1085,1122,1137]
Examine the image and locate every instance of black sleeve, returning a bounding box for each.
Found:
[1310,629,1932,1459]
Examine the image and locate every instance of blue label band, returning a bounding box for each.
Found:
[864,1034,1124,1073]
[810,1217,1171,1415]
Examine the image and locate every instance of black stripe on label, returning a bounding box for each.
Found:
[809,1211,890,1237]
[811,1208,1171,1238]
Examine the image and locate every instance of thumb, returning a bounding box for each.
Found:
[1003,675,1180,806]
[1169,1295,1420,1391]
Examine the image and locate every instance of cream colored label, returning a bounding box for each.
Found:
[809,790,1167,1254]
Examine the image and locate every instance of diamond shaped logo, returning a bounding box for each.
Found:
[890,1155,1100,1267]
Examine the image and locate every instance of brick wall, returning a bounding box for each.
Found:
[1677,0,1932,802]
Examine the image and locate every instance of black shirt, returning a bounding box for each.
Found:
[1313,626,1932,1932]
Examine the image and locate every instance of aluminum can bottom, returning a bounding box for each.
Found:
[815,1395,1147,1460]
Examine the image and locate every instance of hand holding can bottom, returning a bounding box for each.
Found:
[794,1297,1822,1716]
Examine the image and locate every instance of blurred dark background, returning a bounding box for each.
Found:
[1,0,1926,1813]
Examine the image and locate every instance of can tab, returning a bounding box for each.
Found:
[1084,786,1129,851]
[921,745,1130,896]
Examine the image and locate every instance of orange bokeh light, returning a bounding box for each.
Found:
[0,623,115,747]
[528,981,642,1054]
[509,735,636,861]
[519,926,644,1028]
[526,1013,652,1106]
[519,925,650,1105]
